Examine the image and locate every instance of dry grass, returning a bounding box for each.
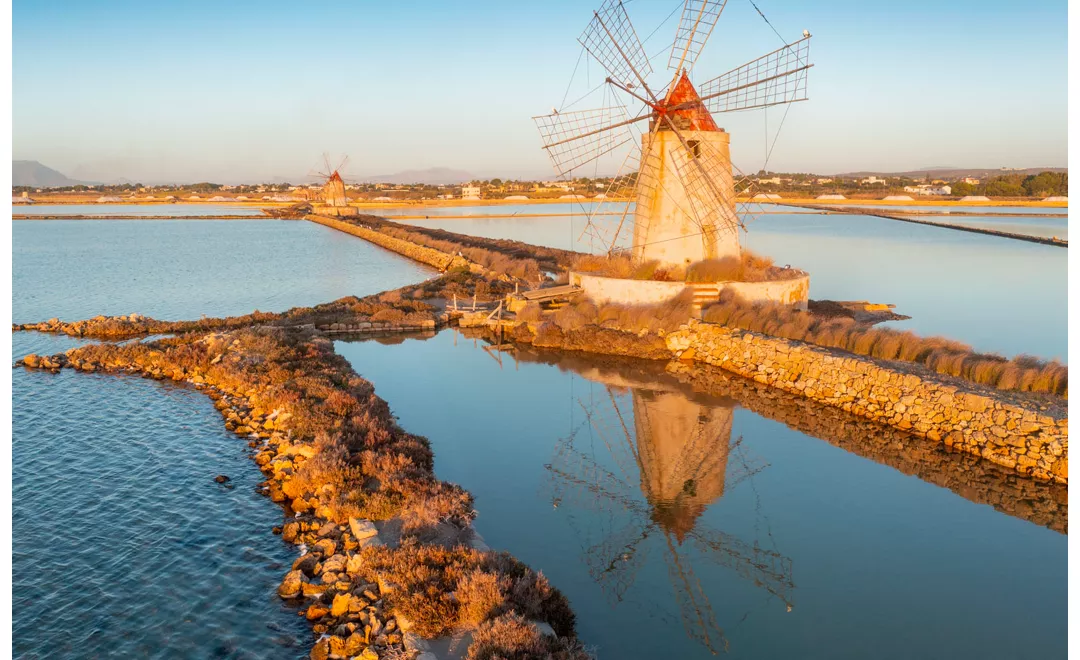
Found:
[702,291,1067,396]
[352,541,577,640]
[515,303,545,324]
[552,289,696,335]
[467,613,592,660]
[572,249,800,284]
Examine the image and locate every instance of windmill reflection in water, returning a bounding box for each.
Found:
[545,374,794,654]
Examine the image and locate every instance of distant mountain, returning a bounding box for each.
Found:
[363,167,475,185]
[13,160,92,187]
[835,166,1067,179]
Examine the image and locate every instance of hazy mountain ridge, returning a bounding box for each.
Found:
[13,160,94,187]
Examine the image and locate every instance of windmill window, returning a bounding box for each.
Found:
[688,140,701,158]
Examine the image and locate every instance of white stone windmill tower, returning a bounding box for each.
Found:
[534,0,813,269]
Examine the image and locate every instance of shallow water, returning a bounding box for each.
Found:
[14,203,268,216]
[12,365,311,659]
[337,331,1066,660]
[816,203,1067,215]
[394,209,1067,361]
[13,219,434,323]
[12,219,436,658]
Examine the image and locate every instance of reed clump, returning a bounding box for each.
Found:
[702,291,1067,396]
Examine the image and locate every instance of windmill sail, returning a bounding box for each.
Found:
[533,106,637,176]
[579,0,653,87]
[698,35,812,113]
[668,0,729,73]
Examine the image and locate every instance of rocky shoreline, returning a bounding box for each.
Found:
[18,327,589,660]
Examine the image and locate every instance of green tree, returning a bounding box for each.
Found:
[951,181,976,196]
[984,179,1022,197]
[1022,171,1066,197]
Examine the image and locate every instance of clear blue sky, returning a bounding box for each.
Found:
[13,0,1067,183]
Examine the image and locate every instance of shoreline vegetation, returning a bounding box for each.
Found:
[13,209,1068,655]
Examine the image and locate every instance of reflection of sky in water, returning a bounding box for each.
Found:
[395,209,1066,362]
[336,332,1065,660]
[816,204,1067,215]
[15,203,267,216]
[898,214,1067,240]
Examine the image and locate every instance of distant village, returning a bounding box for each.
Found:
[11,168,1067,203]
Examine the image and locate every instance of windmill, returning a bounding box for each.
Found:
[309,153,353,208]
[534,0,813,263]
[545,383,794,654]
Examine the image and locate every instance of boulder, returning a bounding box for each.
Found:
[331,593,351,617]
[349,518,378,541]
[278,570,303,598]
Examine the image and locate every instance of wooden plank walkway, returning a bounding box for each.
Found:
[520,284,583,302]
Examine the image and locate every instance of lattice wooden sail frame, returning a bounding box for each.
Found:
[533,106,635,178]
[578,0,653,86]
[668,0,728,73]
[699,36,811,113]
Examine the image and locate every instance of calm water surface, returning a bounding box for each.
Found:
[15,203,268,216]
[337,331,1066,660]
[13,219,436,658]
[394,207,1067,361]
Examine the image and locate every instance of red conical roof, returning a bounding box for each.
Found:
[658,71,718,132]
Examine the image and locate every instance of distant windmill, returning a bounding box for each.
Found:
[309,153,353,207]
[534,0,813,262]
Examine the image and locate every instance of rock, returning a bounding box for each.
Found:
[321,553,347,574]
[359,648,379,660]
[293,553,319,576]
[213,475,230,483]
[302,581,329,597]
[327,636,350,657]
[278,570,303,598]
[282,522,300,542]
[344,633,366,656]
[22,354,40,368]
[346,553,364,575]
[331,593,351,617]
[314,538,336,556]
[309,639,329,660]
[306,602,331,620]
[349,518,378,541]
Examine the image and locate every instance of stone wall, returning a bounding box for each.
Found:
[665,361,1067,532]
[664,321,1068,484]
[306,214,470,272]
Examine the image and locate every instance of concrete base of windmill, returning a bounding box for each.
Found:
[314,204,359,217]
[569,271,810,311]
